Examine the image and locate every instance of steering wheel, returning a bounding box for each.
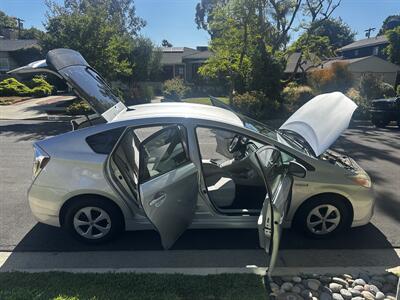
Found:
[228,135,241,153]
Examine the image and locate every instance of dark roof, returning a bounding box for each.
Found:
[183,50,213,61]
[284,52,302,73]
[337,35,388,52]
[284,52,323,73]
[160,47,212,65]
[0,39,39,52]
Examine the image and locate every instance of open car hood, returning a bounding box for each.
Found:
[9,48,127,122]
[280,92,357,156]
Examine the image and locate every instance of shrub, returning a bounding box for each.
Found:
[27,76,55,98]
[308,62,353,93]
[66,100,92,115]
[0,76,55,98]
[397,85,400,96]
[346,88,369,120]
[359,73,396,99]
[231,91,280,119]
[282,82,315,113]
[381,82,396,98]
[138,85,155,103]
[0,78,31,96]
[163,78,190,101]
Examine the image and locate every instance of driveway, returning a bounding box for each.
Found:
[0,120,399,269]
[0,95,75,120]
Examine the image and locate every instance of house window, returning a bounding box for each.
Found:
[176,65,184,77]
[373,46,379,56]
[0,57,10,71]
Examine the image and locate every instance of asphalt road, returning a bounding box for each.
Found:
[0,120,399,254]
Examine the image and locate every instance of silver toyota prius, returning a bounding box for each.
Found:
[13,49,374,253]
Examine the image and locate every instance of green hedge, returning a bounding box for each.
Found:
[0,76,55,98]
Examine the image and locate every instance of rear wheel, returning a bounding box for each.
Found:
[63,197,124,244]
[294,196,351,238]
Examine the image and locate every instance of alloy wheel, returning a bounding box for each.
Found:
[306,204,341,235]
[73,206,111,239]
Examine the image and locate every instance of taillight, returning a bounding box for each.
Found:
[32,144,50,179]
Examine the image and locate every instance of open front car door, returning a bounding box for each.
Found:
[255,146,296,276]
[138,125,199,249]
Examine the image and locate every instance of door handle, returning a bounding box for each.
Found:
[149,192,166,208]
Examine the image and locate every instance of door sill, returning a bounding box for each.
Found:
[217,208,260,216]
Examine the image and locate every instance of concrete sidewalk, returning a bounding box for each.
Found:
[0,95,75,120]
[1,249,399,275]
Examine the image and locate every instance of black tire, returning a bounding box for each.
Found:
[63,196,124,244]
[293,195,352,239]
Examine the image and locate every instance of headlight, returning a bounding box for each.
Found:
[33,144,50,180]
[351,173,372,188]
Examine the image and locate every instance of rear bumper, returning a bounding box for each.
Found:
[28,183,65,227]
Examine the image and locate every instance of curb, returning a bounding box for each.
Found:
[1,249,399,276]
[0,266,396,277]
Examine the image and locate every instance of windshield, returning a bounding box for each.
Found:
[237,113,312,156]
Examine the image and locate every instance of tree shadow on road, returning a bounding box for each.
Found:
[10,221,395,253]
[0,121,70,142]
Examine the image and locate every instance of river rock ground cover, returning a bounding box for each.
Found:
[269,272,398,300]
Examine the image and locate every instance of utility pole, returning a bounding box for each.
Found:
[13,17,25,39]
[364,27,376,38]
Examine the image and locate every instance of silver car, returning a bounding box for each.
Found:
[14,49,374,252]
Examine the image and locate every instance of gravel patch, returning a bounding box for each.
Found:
[268,273,398,300]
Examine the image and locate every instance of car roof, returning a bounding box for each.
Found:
[111,102,244,127]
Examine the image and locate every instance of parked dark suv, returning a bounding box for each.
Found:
[370,97,400,128]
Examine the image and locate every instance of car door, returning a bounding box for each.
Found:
[138,125,199,249]
[255,146,293,275]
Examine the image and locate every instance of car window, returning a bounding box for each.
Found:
[140,126,189,182]
[86,127,125,154]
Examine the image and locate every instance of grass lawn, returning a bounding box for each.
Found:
[184,97,229,106]
[0,272,267,300]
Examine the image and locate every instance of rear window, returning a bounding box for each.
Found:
[86,127,125,154]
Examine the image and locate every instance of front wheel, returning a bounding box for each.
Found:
[63,197,123,244]
[294,196,351,238]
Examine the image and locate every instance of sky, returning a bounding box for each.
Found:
[0,0,399,48]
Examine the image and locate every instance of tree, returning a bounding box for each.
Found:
[0,10,16,28]
[289,34,332,76]
[161,39,173,47]
[197,0,341,98]
[132,37,162,81]
[385,27,400,65]
[379,15,400,35]
[42,0,146,82]
[307,18,355,50]
[0,10,44,39]
[20,27,45,39]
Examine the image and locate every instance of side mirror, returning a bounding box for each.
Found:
[288,161,307,178]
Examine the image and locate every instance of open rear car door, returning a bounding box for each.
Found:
[137,126,199,249]
[9,48,127,123]
[255,146,297,275]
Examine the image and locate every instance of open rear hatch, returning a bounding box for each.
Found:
[9,48,127,123]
